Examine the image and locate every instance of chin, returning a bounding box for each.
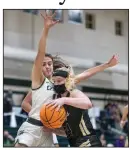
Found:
[46,74,51,78]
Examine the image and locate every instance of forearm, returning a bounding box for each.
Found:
[121,105,128,121]
[52,128,66,137]
[21,102,32,113]
[88,63,109,73]
[64,97,92,109]
[35,28,49,65]
[75,63,109,84]
[31,28,49,85]
[83,63,109,78]
[39,28,49,52]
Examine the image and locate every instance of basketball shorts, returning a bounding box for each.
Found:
[15,121,54,147]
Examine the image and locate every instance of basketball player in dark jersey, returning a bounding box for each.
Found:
[47,68,102,147]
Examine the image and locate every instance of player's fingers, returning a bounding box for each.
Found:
[51,11,57,18]
[51,104,58,110]
[56,105,61,111]
[46,102,54,108]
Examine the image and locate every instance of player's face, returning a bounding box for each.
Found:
[42,57,53,78]
[52,76,66,85]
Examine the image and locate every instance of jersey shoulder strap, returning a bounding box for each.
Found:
[53,94,56,99]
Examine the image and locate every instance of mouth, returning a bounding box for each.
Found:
[46,70,51,74]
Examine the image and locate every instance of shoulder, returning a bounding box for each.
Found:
[32,77,50,91]
[71,89,80,93]
[70,89,83,97]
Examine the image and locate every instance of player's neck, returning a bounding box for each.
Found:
[47,76,52,80]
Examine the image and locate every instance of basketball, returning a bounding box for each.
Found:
[40,103,66,129]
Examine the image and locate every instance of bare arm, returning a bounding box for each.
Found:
[32,11,59,89]
[43,126,66,137]
[52,127,66,137]
[63,89,92,109]
[21,91,32,113]
[47,89,92,111]
[75,55,118,84]
[31,28,49,89]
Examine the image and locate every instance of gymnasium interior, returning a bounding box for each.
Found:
[3,9,128,147]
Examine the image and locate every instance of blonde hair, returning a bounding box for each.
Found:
[55,66,76,91]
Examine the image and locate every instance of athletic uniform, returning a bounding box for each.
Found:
[53,92,102,147]
[15,78,55,147]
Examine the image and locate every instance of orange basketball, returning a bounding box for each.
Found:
[40,103,66,129]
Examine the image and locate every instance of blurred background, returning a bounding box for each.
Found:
[3,9,128,147]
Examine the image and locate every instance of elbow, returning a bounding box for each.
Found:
[88,102,93,109]
[84,100,93,109]
[21,101,26,109]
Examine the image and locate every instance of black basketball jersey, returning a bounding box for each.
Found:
[53,92,102,147]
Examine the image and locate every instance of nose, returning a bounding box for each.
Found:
[46,64,50,69]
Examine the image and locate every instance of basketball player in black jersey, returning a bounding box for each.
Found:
[47,68,102,147]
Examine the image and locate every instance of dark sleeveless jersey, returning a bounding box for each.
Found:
[53,92,102,147]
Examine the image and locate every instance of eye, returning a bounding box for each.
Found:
[42,63,46,66]
[57,80,62,83]
[48,63,52,66]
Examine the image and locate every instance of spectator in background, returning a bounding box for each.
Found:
[4,130,14,146]
[98,103,127,147]
[100,134,107,147]
[114,114,122,130]
[114,135,125,147]
[111,104,122,119]
[4,90,13,113]
[20,93,29,116]
[103,103,122,129]
[4,90,13,126]
[104,103,113,117]
[112,104,122,130]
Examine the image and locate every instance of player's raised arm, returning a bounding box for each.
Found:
[32,11,59,89]
[75,55,118,84]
